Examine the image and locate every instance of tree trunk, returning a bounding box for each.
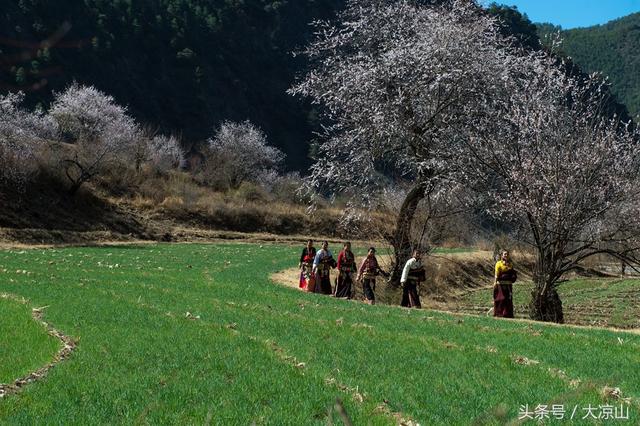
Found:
[67,177,84,195]
[529,284,564,323]
[388,182,427,286]
[63,161,88,196]
[529,249,564,323]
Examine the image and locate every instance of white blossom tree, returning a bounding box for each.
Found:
[0,92,56,187]
[48,84,141,194]
[148,134,185,173]
[290,0,640,322]
[289,0,525,282]
[457,53,640,322]
[131,132,185,174]
[202,120,285,190]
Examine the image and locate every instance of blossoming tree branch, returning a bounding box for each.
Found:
[290,0,640,322]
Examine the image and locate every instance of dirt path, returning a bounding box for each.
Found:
[269,269,640,336]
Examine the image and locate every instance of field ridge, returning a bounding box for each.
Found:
[1,243,639,423]
[0,293,77,399]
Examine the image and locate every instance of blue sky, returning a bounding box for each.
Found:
[486,0,640,29]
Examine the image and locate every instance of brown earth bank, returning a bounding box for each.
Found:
[0,180,354,246]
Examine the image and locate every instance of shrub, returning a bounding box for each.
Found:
[48,84,141,194]
[232,181,270,203]
[0,92,56,189]
[200,120,285,190]
[148,134,184,173]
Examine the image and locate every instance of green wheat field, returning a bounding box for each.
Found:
[1,244,638,424]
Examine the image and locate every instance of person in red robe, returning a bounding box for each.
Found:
[356,247,387,304]
[335,242,356,298]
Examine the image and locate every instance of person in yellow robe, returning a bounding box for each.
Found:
[494,250,517,318]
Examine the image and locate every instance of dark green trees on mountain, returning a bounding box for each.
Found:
[537,13,640,118]
[486,3,541,50]
[2,0,636,171]
[487,4,631,122]
[0,0,343,169]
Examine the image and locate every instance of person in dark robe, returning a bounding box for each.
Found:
[400,249,425,308]
[334,242,357,298]
[313,241,336,295]
[493,250,517,318]
[298,239,317,291]
[356,247,387,305]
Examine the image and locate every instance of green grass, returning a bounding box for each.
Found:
[0,297,60,384]
[0,244,638,424]
[459,278,640,329]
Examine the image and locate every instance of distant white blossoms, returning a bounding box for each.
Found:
[202,120,285,190]
[1,84,185,192]
[0,92,55,185]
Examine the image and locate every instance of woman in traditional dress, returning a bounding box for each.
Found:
[335,242,357,298]
[313,241,336,295]
[299,239,316,291]
[356,247,386,305]
[493,250,517,318]
[400,249,425,308]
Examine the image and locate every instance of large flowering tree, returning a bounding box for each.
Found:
[290,0,526,282]
[291,0,640,322]
[458,53,640,322]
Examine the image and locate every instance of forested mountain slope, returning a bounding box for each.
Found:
[0,0,342,169]
[538,12,640,118]
[1,1,633,172]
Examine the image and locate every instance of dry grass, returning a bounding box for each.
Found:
[108,170,350,237]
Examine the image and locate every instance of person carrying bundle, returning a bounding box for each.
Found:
[357,247,387,305]
[335,242,357,299]
[313,241,336,295]
[400,249,425,308]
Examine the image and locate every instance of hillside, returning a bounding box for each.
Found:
[0,2,634,250]
[0,0,343,169]
[0,176,351,245]
[537,13,640,118]
[2,1,632,175]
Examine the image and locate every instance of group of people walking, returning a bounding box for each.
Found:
[299,241,519,318]
[298,240,426,308]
